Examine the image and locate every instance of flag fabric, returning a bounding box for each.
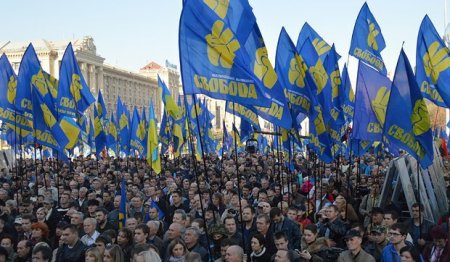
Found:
[416,15,450,108]
[179,0,276,108]
[119,176,127,229]
[226,102,260,130]
[147,101,161,174]
[384,49,434,168]
[117,97,130,155]
[106,114,119,155]
[94,104,107,159]
[172,96,185,157]
[31,86,68,155]
[97,90,108,120]
[297,22,334,61]
[149,200,165,220]
[16,44,56,115]
[57,43,95,118]
[275,27,318,129]
[158,76,180,119]
[353,61,392,142]
[349,3,387,75]
[0,54,33,132]
[159,110,171,155]
[341,64,355,123]
[130,108,146,156]
[87,118,95,152]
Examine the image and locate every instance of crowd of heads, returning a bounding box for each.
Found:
[0,149,445,261]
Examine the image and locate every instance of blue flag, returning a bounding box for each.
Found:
[106,114,118,155]
[117,97,130,155]
[275,27,318,129]
[226,102,260,130]
[97,90,108,120]
[15,44,56,115]
[57,43,95,118]
[297,22,335,61]
[159,110,171,155]
[158,76,180,119]
[172,96,185,157]
[0,54,33,133]
[349,3,387,75]
[416,15,450,108]
[341,64,355,123]
[180,0,278,108]
[130,108,146,156]
[353,62,392,142]
[31,87,68,155]
[384,49,434,168]
[94,105,107,159]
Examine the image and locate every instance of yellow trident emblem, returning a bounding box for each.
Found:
[40,104,57,128]
[423,41,450,84]
[254,47,277,88]
[136,121,146,141]
[70,74,82,103]
[411,100,430,136]
[204,0,229,19]
[371,86,390,126]
[119,113,128,130]
[206,20,241,69]
[32,69,49,96]
[367,19,380,51]
[288,54,307,88]
[7,75,17,105]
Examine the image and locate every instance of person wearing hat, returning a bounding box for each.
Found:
[422,224,448,262]
[366,207,384,239]
[338,229,375,262]
[363,225,388,261]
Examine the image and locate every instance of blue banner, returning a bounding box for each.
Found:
[416,15,450,108]
[384,49,433,168]
[349,3,387,75]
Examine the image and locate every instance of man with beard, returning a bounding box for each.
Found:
[95,208,116,234]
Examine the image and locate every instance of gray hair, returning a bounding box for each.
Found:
[84,217,97,227]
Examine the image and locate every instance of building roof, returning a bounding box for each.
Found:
[140,61,161,70]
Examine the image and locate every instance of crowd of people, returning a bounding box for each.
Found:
[0,149,447,262]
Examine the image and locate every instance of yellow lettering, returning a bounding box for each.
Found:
[194,74,258,100]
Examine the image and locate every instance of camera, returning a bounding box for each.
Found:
[228,209,237,215]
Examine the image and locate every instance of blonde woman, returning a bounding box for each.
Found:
[85,247,103,262]
[36,207,48,223]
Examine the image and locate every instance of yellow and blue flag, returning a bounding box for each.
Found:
[276,28,317,129]
[97,90,108,120]
[15,44,55,115]
[416,15,450,108]
[180,0,280,108]
[159,110,171,155]
[31,86,68,155]
[57,43,95,118]
[384,49,433,168]
[147,101,161,174]
[94,105,107,158]
[172,96,185,157]
[87,118,95,152]
[130,107,145,156]
[341,64,355,123]
[117,97,130,155]
[226,102,260,130]
[106,114,119,156]
[353,61,391,142]
[297,22,334,61]
[0,54,33,132]
[158,76,180,119]
[118,176,127,229]
[349,3,387,75]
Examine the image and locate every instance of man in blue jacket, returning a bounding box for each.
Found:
[269,207,301,250]
[381,223,409,262]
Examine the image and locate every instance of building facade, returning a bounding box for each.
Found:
[0,36,184,122]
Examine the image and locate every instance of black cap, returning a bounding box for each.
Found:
[344,229,362,240]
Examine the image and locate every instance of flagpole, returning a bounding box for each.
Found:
[231,106,245,250]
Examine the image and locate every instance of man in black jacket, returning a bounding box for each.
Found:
[270,207,301,250]
[318,204,348,249]
[55,224,87,262]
